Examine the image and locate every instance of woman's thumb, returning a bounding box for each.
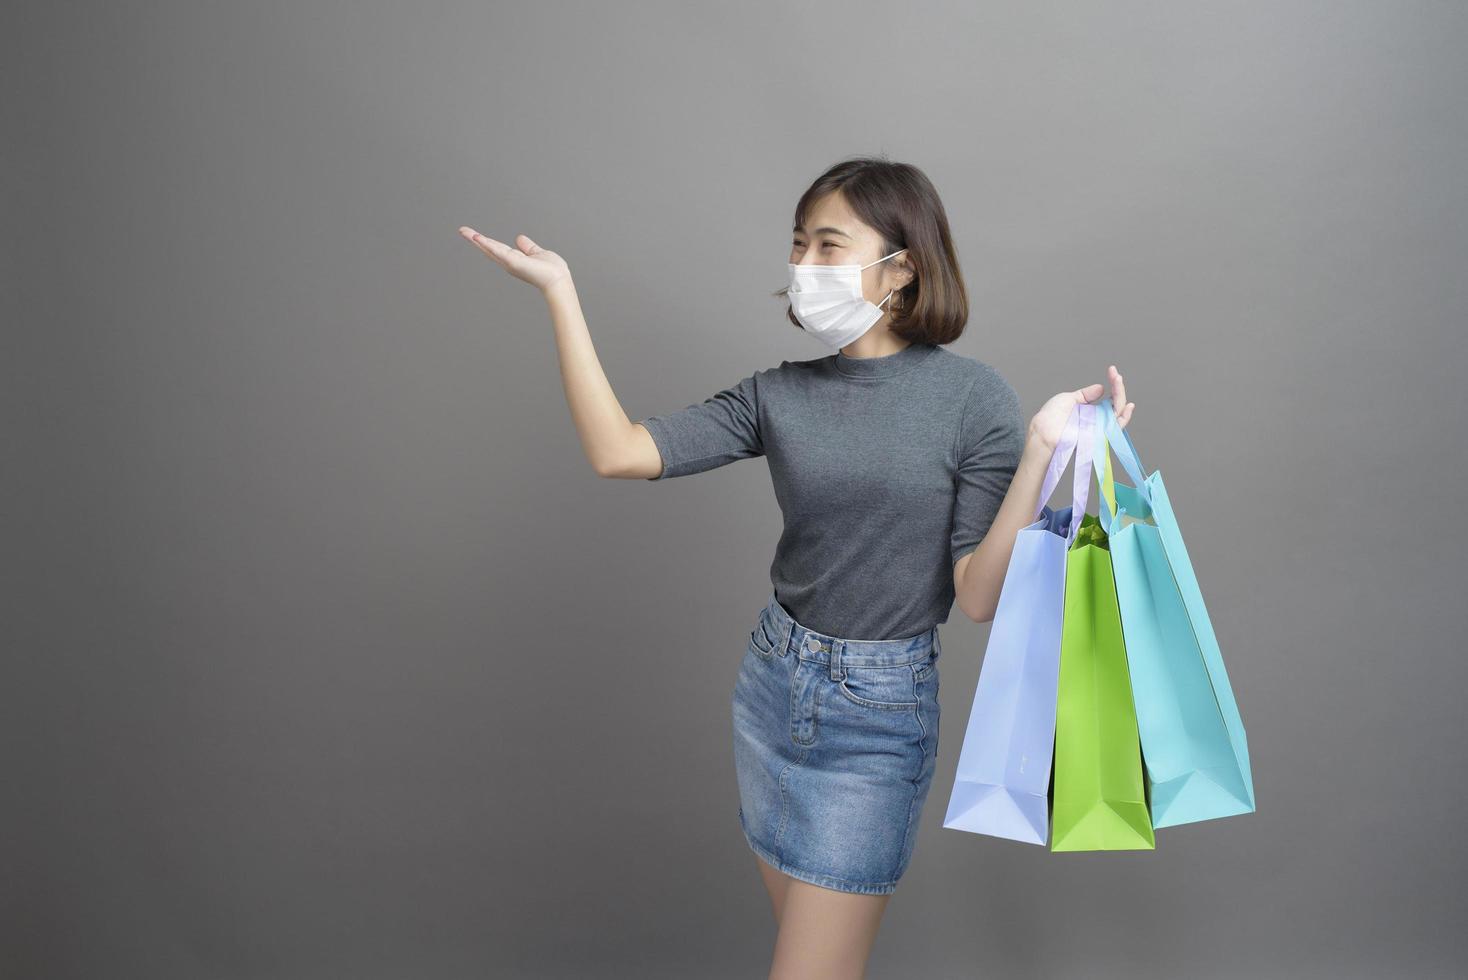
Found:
[515,234,543,255]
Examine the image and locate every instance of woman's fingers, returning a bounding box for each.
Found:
[460,226,504,260]
[462,228,507,255]
[460,226,532,276]
[460,227,540,263]
[1106,365,1135,429]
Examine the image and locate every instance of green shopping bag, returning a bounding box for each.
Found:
[1050,506,1156,852]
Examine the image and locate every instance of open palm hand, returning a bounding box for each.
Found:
[458,226,571,294]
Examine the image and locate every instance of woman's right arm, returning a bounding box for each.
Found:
[541,276,665,479]
[459,227,663,479]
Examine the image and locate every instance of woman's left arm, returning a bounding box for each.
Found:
[953,366,1133,623]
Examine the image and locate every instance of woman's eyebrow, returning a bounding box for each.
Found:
[794,225,852,239]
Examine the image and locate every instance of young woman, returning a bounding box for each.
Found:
[460,157,1134,978]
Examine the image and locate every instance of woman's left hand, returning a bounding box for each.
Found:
[1027,365,1134,452]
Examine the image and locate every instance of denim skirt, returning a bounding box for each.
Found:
[732,592,942,896]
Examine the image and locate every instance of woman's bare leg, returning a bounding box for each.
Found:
[767,878,891,980]
[754,853,794,924]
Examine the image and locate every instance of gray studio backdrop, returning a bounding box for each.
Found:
[7,2,1466,978]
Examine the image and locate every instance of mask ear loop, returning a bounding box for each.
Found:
[860,247,908,270]
[868,248,908,312]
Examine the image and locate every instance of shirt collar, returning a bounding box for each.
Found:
[833,341,937,379]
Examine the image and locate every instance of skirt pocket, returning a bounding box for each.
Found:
[748,615,776,659]
[837,663,920,711]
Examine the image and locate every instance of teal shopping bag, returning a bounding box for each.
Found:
[1088,398,1255,827]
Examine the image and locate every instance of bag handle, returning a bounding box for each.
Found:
[1034,402,1097,544]
[1089,396,1153,532]
[1069,403,1096,545]
[1094,417,1120,532]
[1034,405,1081,521]
[1092,397,1149,491]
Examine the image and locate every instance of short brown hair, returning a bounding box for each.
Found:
[777,156,969,345]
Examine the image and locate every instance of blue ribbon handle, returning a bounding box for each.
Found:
[1090,396,1154,533]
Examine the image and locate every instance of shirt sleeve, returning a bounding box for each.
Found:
[634,372,764,480]
[950,372,1027,567]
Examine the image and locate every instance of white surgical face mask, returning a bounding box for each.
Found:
[786,248,908,350]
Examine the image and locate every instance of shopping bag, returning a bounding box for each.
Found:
[1087,397,1255,827]
[1050,446,1156,852]
[942,403,1097,845]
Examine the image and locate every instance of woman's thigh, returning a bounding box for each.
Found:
[769,878,891,980]
[754,852,792,923]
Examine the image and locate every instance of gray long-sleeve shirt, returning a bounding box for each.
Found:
[635,341,1026,639]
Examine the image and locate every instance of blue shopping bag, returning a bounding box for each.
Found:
[942,403,1100,844]
[1089,397,1256,827]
